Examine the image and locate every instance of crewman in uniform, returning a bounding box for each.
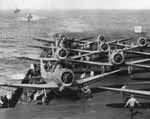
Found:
[125,95,140,113]
[80,72,86,79]
[44,61,52,72]
[90,70,94,77]
[6,92,12,101]
[41,89,47,104]
[85,56,90,61]
[81,86,91,95]
[47,50,53,58]
[0,96,3,105]
[25,64,35,78]
[80,85,92,99]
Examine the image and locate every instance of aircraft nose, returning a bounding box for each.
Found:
[140,38,146,44]
[61,71,74,85]
[114,54,123,62]
[59,49,67,57]
[101,43,109,51]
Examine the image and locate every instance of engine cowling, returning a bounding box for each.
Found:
[110,50,124,65]
[56,48,68,59]
[61,69,74,86]
[137,37,147,47]
[99,42,109,52]
[54,67,74,87]
[97,34,105,43]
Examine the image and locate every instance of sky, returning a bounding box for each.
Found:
[1,0,150,10]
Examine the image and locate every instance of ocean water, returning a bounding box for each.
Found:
[0,10,150,119]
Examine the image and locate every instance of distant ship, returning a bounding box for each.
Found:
[14,8,21,14]
[27,13,32,22]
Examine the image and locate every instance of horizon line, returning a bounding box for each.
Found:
[2,8,150,11]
